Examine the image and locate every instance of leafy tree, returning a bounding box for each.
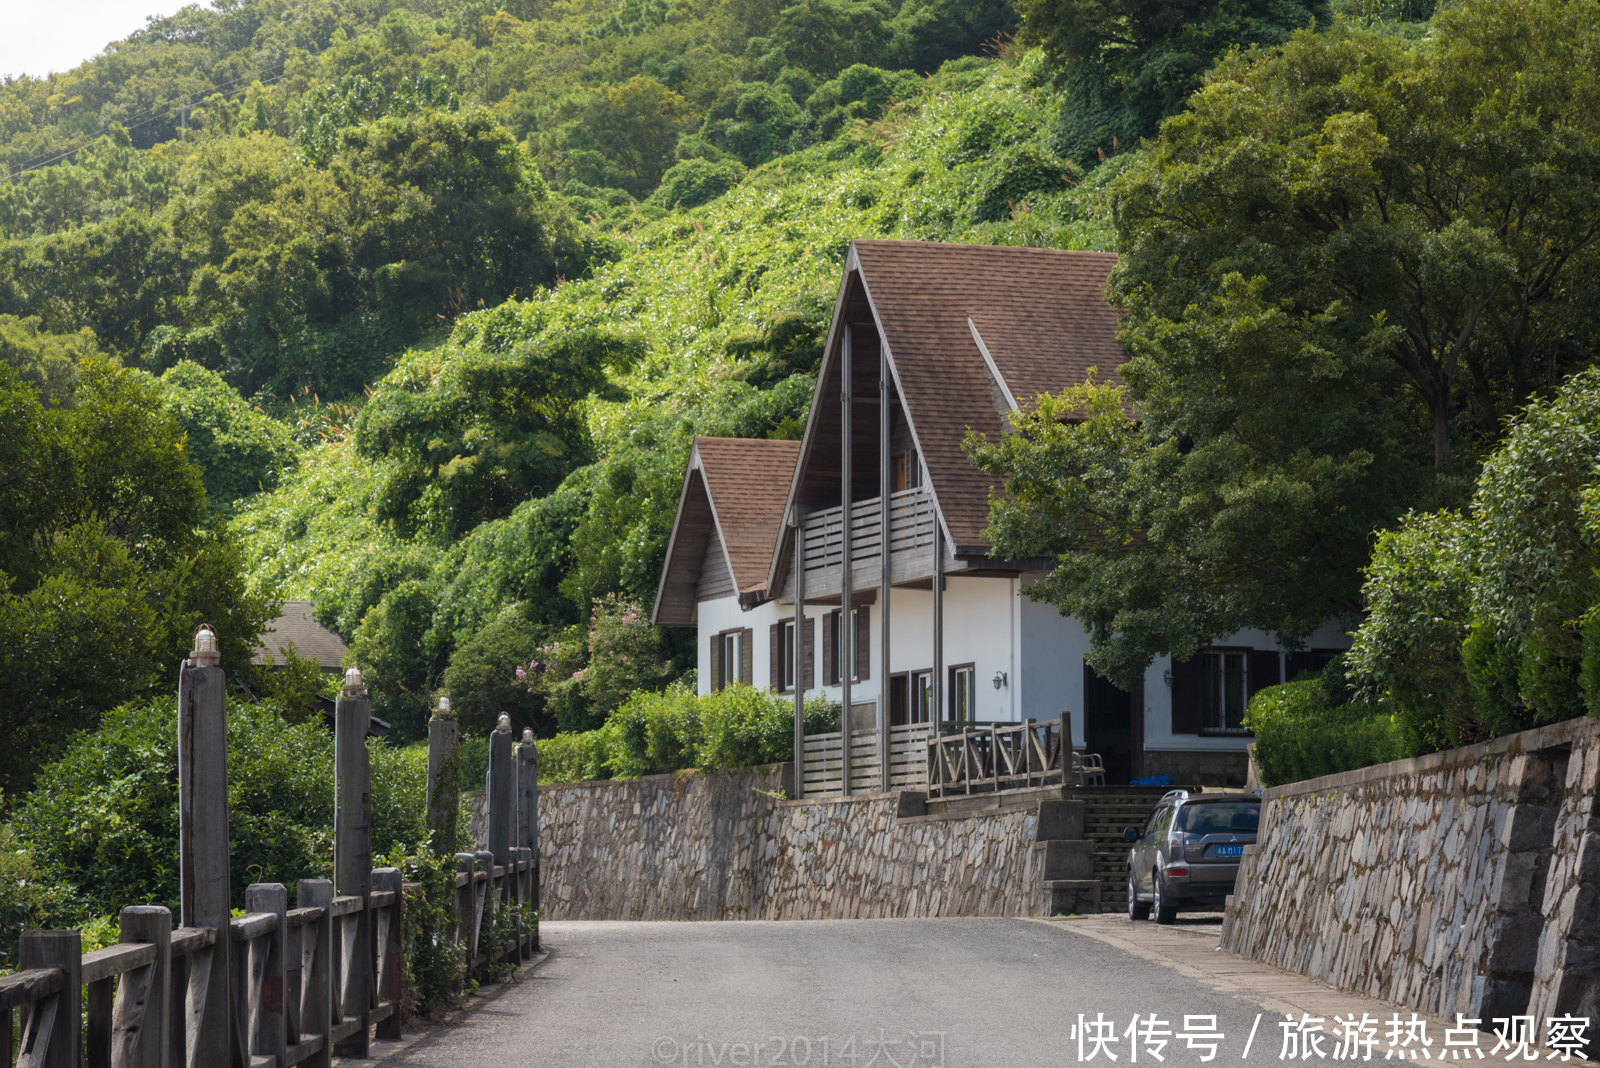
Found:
[0,314,101,407]
[972,3,1600,687]
[1016,0,1330,168]
[354,321,636,540]
[296,73,459,169]
[773,0,893,77]
[0,361,275,788]
[153,361,300,513]
[652,157,746,209]
[583,77,698,196]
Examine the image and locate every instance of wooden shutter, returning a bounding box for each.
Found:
[823,610,838,684]
[709,633,723,692]
[1170,654,1203,735]
[855,606,871,681]
[740,628,753,685]
[803,618,815,690]
[1249,650,1281,703]
[769,623,784,692]
[1285,652,1320,682]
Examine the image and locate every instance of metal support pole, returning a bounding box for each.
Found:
[427,701,460,855]
[840,326,853,796]
[933,521,944,732]
[177,629,229,1068]
[879,345,892,792]
[334,673,372,1057]
[793,517,806,800]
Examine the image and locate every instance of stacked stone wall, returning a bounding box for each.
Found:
[1221,716,1600,1043]
[536,766,1048,920]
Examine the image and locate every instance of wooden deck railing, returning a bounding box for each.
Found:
[0,629,540,1068]
[802,724,930,794]
[926,715,1069,798]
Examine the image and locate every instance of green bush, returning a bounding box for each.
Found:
[11,695,427,924]
[535,684,840,783]
[653,158,746,209]
[1244,678,1410,788]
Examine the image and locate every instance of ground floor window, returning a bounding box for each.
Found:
[1201,650,1249,732]
[912,671,933,723]
[714,631,742,691]
[781,620,796,691]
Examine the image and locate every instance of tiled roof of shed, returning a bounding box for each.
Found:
[853,240,1125,550]
[695,437,802,593]
[252,600,349,670]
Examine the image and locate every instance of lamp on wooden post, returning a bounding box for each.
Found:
[427,694,460,856]
[334,665,372,1056]
[488,714,514,944]
[177,624,229,1067]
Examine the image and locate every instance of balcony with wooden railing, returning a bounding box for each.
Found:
[793,487,938,599]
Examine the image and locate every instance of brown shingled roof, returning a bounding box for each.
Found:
[252,600,349,671]
[695,437,802,593]
[852,240,1126,551]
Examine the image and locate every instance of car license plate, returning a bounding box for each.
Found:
[1216,845,1244,858]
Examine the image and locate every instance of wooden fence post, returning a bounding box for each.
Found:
[19,930,80,1068]
[176,627,229,1068]
[117,906,171,1068]
[334,669,372,1057]
[517,730,539,953]
[372,868,403,1041]
[427,698,460,856]
[297,879,333,1068]
[245,883,287,1066]
[454,853,475,986]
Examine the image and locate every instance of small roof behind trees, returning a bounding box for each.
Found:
[252,600,349,672]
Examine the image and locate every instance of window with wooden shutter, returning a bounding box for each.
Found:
[739,628,753,685]
[769,623,784,692]
[1169,654,1203,735]
[855,606,870,681]
[802,618,815,690]
[709,633,723,692]
[823,610,838,684]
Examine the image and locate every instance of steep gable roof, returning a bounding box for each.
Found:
[652,437,801,625]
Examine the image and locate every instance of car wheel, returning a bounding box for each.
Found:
[1128,870,1150,921]
[1154,873,1178,925]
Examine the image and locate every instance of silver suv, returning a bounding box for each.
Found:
[1123,790,1260,924]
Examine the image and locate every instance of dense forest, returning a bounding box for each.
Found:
[8,0,1592,794]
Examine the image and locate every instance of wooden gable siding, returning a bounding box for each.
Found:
[699,526,735,601]
[652,469,714,625]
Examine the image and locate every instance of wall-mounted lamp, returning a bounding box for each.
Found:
[992,671,1007,690]
[1162,670,1173,688]
[342,666,366,696]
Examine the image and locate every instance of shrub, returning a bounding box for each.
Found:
[1244,678,1409,788]
[534,684,840,783]
[12,695,427,924]
[653,158,745,209]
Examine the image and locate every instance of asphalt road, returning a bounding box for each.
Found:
[385,918,1321,1068]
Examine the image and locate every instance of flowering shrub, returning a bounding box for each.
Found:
[517,594,672,732]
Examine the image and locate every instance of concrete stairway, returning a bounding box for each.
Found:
[1067,786,1188,913]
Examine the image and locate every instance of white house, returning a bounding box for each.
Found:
[653,240,1348,787]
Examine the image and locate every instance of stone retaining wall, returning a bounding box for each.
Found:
[536,765,1057,920]
[1221,716,1600,1040]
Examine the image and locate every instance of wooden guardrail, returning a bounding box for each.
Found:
[0,627,540,1068]
[927,714,1069,798]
